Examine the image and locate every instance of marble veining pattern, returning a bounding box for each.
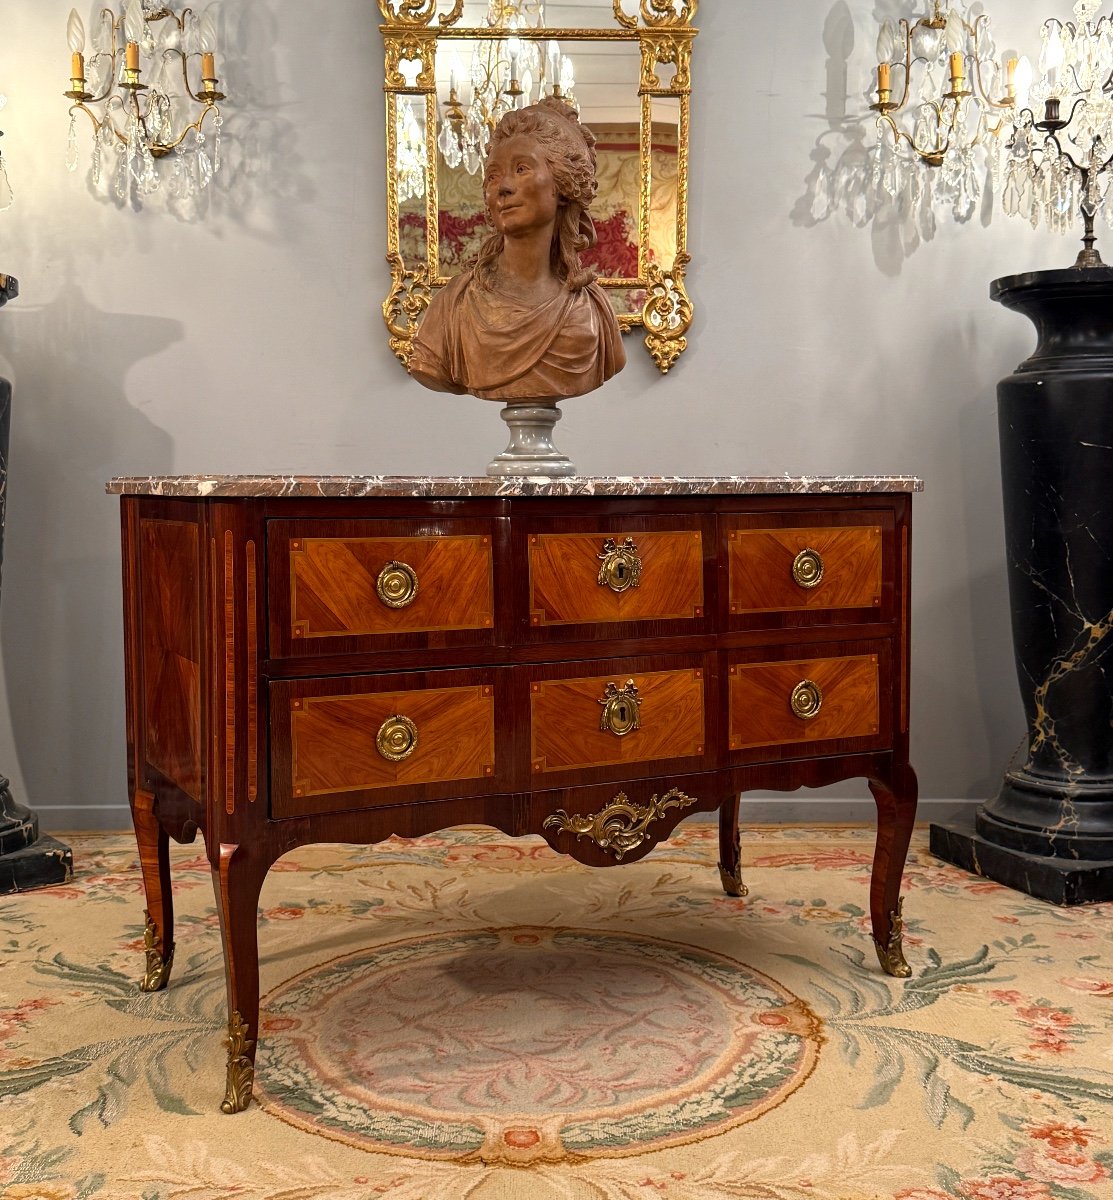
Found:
[106,474,924,499]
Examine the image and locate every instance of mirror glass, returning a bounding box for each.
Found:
[381,0,696,372]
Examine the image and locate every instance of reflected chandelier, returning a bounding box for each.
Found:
[437,0,578,177]
[870,1,1019,222]
[0,88,11,211]
[1000,0,1113,265]
[64,0,226,201]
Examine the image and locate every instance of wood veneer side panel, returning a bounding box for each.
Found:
[137,514,203,802]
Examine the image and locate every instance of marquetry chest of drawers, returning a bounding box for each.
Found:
[108,474,922,1113]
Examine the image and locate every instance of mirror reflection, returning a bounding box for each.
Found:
[382,0,696,371]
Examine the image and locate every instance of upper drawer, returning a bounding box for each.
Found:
[521,515,709,640]
[268,518,497,658]
[723,513,888,628]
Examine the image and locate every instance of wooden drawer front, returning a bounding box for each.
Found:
[729,654,879,751]
[287,683,495,803]
[531,668,705,775]
[529,530,704,627]
[728,526,882,615]
[288,533,493,640]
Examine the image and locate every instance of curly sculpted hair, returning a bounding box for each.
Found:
[474,97,599,292]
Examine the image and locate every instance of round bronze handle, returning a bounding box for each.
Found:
[597,537,642,593]
[377,714,418,761]
[792,548,824,590]
[790,680,823,721]
[377,560,419,608]
[598,680,642,737]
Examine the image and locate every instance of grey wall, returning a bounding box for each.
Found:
[0,1,1072,829]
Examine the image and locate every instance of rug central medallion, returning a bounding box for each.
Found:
[256,926,823,1165]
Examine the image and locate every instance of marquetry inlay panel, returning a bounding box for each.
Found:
[139,519,202,800]
[728,654,880,751]
[528,529,704,626]
[531,667,705,774]
[287,683,496,803]
[727,526,882,614]
[288,534,494,639]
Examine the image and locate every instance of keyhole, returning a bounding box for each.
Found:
[616,562,626,581]
[618,704,627,722]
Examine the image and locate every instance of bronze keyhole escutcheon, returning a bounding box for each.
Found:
[597,537,643,593]
[599,679,642,736]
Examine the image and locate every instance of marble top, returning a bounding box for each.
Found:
[106,475,924,498]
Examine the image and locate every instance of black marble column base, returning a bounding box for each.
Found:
[0,835,74,895]
[931,815,1113,905]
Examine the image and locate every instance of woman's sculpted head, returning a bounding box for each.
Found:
[474,97,599,293]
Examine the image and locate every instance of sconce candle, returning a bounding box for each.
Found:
[877,62,891,92]
[125,40,139,72]
[201,52,216,81]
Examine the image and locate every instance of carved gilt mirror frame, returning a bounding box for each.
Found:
[379,0,697,374]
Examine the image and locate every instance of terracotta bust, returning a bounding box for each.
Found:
[408,98,626,403]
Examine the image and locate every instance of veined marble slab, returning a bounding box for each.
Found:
[106,474,924,498]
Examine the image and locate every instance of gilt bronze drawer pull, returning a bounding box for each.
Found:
[792,548,824,589]
[598,679,641,736]
[377,714,418,761]
[597,537,642,593]
[790,680,823,720]
[376,560,419,609]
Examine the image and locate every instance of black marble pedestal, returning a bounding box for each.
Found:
[931,268,1113,904]
[0,278,73,894]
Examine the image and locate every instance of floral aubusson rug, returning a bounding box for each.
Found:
[2,824,1112,1200]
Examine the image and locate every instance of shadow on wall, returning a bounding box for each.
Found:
[0,281,178,821]
[792,1,996,278]
[70,0,312,235]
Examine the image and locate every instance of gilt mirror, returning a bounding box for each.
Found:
[379,0,697,374]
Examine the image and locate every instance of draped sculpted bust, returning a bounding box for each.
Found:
[408,98,626,403]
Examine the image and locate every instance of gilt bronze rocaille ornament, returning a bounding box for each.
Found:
[543,787,698,861]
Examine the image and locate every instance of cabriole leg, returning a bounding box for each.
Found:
[717,792,748,897]
[211,842,268,1114]
[868,763,919,978]
[132,789,175,992]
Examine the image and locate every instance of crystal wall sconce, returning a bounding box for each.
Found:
[64,1,226,202]
[869,1,1019,221]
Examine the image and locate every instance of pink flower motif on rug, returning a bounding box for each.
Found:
[960,1178,1054,1200]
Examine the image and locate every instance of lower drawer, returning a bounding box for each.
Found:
[529,659,707,780]
[728,646,888,761]
[270,669,503,818]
